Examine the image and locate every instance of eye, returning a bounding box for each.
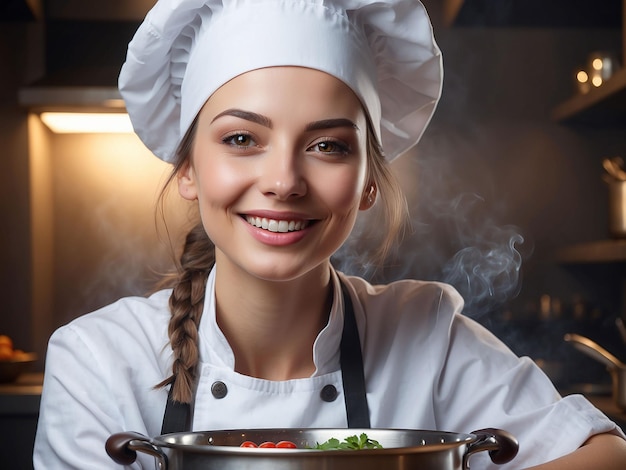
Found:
[308,139,350,155]
[222,132,256,148]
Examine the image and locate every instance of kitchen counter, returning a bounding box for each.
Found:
[0,372,43,415]
[0,372,43,470]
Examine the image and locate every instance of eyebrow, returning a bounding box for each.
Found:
[211,108,359,132]
[211,108,273,128]
[305,118,359,132]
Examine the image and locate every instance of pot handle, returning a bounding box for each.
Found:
[106,432,168,469]
[464,428,519,469]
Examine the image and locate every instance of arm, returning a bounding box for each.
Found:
[33,320,166,470]
[525,433,626,470]
[34,326,130,469]
[433,311,625,468]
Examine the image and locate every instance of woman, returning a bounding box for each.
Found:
[34,0,626,468]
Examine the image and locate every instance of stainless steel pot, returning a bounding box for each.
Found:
[106,427,518,470]
[564,333,626,410]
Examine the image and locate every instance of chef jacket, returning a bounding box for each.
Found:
[33,267,624,469]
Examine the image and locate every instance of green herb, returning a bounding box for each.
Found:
[312,433,383,450]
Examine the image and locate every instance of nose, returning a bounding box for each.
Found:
[258,149,307,200]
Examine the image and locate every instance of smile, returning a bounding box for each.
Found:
[244,216,310,233]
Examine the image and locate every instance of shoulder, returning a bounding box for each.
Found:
[337,272,471,350]
[49,289,173,356]
[339,272,465,321]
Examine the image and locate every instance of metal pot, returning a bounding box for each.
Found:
[564,333,626,410]
[106,427,518,470]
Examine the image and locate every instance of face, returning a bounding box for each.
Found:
[178,66,374,282]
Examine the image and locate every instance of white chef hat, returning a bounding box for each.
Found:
[119,0,443,163]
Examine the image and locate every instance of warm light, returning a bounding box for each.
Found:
[39,112,133,134]
[576,70,588,83]
[591,75,603,87]
[592,58,603,70]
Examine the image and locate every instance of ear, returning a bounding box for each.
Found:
[359,182,377,210]
[177,161,198,201]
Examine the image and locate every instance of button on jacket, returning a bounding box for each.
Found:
[34,268,624,469]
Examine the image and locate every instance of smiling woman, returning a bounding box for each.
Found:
[176,67,370,288]
[32,1,626,469]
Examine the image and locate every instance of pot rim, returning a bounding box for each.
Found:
[149,428,477,456]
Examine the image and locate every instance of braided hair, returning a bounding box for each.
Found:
[155,223,214,403]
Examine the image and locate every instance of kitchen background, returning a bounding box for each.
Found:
[2,0,626,467]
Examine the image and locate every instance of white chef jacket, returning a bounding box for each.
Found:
[33,267,624,469]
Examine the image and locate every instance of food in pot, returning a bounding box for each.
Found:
[277,441,298,448]
[240,440,298,449]
[238,433,382,450]
[239,441,298,449]
[240,441,259,448]
[313,433,383,450]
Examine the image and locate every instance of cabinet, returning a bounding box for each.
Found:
[0,0,41,21]
[445,1,626,259]
[444,0,626,126]
[444,0,623,29]
[0,373,42,470]
[551,0,626,263]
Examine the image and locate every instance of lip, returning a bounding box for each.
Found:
[243,210,314,220]
[240,210,317,246]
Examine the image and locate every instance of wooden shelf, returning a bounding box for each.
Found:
[556,239,626,264]
[550,0,626,125]
[551,67,626,126]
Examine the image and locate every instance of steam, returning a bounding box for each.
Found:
[440,193,525,317]
[334,189,529,320]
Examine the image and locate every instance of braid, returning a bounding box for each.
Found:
[156,222,215,403]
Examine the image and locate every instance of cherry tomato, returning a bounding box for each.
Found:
[276,440,297,449]
[240,441,258,448]
[258,442,277,448]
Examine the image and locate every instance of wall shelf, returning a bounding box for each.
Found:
[551,67,626,126]
[445,1,626,126]
[556,239,626,264]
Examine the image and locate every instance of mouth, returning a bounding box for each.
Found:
[244,215,312,233]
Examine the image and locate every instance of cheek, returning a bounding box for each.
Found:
[316,167,366,212]
[191,146,251,205]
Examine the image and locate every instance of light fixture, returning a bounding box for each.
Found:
[39,112,133,134]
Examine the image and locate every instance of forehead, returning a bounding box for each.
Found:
[202,66,367,122]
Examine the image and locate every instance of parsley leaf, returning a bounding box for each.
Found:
[312,433,383,450]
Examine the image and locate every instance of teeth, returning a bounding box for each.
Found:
[245,216,309,233]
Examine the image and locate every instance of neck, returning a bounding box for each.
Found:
[213,261,334,380]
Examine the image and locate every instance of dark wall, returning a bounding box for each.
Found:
[0,21,43,353]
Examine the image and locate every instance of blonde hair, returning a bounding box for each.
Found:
[156,118,408,403]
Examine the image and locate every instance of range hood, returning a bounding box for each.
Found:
[17,5,142,113]
[19,66,125,112]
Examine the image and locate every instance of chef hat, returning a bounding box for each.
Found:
[119,0,443,163]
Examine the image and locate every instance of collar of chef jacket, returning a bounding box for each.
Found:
[197,266,345,376]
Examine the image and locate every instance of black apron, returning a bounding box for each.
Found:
[161,281,370,434]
